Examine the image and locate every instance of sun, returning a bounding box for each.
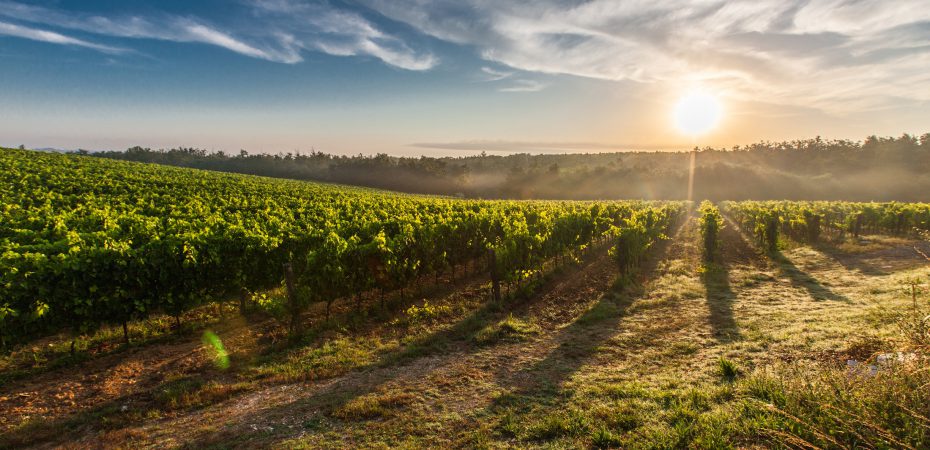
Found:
[673,91,723,137]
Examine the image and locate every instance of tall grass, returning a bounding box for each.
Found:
[743,362,930,448]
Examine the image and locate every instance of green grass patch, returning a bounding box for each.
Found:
[717,357,741,381]
[250,336,382,382]
[332,391,417,421]
[473,314,540,346]
[153,375,251,411]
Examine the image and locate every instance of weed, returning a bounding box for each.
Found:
[526,409,591,441]
[717,357,741,381]
[895,277,930,349]
[401,301,452,326]
[591,427,622,448]
[332,391,416,421]
[473,314,540,345]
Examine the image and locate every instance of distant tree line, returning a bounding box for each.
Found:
[86,133,930,201]
[89,147,467,196]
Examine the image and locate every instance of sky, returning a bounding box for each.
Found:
[1,0,928,156]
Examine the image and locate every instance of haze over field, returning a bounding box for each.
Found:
[4,2,930,449]
[1,0,929,155]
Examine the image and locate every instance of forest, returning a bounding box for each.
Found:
[89,134,930,201]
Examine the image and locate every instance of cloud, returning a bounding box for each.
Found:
[480,66,513,81]
[2,0,926,109]
[499,79,547,93]
[171,20,301,63]
[0,1,300,63]
[360,0,930,112]
[0,21,127,54]
[0,0,434,69]
[248,0,437,70]
[478,66,545,92]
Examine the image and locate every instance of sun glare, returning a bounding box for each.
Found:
[674,91,722,137]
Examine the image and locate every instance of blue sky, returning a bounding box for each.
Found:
[1,0,928,156]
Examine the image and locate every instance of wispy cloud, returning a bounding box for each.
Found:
[498,79,547,93]
[0,0,434,69]
[478,66,545,92]
[0,21,127,54]
[170,20,301,63]
[361,0,930,112]
[480,66,513,81]
[0,1,301,63]
[249,0,436,70]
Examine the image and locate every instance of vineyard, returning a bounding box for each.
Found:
[2,148,929,448]
[721,200,930,251]
[0,148,683,349]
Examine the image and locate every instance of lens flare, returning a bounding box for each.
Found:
[202,330,230,369]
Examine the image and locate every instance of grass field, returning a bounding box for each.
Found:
[2,209,928,449]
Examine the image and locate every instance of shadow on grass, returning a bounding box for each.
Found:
[489,278,637,402]
[0,262,496,448]
[180,242,622,448]
[720,215,849,303]
[771,251,850,302]
[700,215,778,343]
[701,262,740,343]
[811,242,889,276]
[0,396,133,448]
[485,215,687,408]
[0,372,253,448]
[0,304,242,386]
[246,256,505,369]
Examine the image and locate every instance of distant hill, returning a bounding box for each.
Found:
[87,134,930,201]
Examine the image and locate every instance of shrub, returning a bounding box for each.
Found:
[751,212,780,252]
[699,201,724,261]
[403,301,451,326]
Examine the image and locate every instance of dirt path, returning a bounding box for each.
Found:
[0,315,263,431]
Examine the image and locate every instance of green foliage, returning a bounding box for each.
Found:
[610,204,684,275]
[720,203,782,251]
[0,148,680,348]
[722,201,930,250]
[402,301,452,326]
[699,201,724,261]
